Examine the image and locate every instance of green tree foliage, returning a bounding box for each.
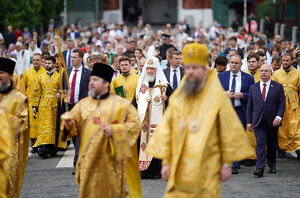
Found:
[256,0,272,20]
[0,0,63,32]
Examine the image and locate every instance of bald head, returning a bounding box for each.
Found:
[259,64,272,82]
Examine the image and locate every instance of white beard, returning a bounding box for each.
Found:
[146,75,155,83]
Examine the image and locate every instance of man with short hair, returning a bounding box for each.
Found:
[146,43,254,197]
[161,47,176,69]
[111,54,121,79]
[21,53,45,152]
[163,51,184,91]
[32,56,61,158]
[0,57,28,198]
[63,39,75,68]
[247,64,285,177]
[256,51,266,68]
[61,63,141,198]
[246,54,260,82]
[272,53,300,159]
[59,48,91,172]
[137,57,146,75]
[214,56,228,73]
[271,56,282,73]
[224,37,244,58]
[3,25,16,48]
[219,55,255,173]
[241,45,255,72]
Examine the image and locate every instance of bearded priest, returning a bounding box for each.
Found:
[132,56,172,179]
[146,43,255,197]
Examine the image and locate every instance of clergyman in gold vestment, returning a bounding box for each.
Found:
[31,56,60,158]
[272,53,300,159]
[21,53,44,151]
[0,57,29,198]
[146,44,255,198]
[0,109,12,198]
[61,63,140,198]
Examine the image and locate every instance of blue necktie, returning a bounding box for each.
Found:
[231,74,237,106]
[173,70,178,90]
[68,50,71,68]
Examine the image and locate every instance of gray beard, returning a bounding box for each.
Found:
[88,90,101,99]
[180,79,205,97]
[0,82,11,92]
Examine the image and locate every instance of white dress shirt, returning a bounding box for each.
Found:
[297,65,300,70]
[170,67,181,89]
[260,80,271,101]
[69,65,83,104]
[66,50,71,67]
[260,80,282,120]
[229,71,242,107]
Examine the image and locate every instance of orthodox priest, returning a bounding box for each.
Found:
[31,55,60,158]
[146,43,255,197]
[0,109,12,198]
[21,53,45,153]
[272,53,300,159]
[61,63,141,198]
[0,57,29,198]
[132,56,172,179]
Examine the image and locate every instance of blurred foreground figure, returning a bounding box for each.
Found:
[0,57,29,198]
[146,43,255,197]
[61,63,140,198]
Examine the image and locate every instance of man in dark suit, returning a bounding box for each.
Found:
[246,64,285,177]
[163,51,184,92]
[224,37,244,58]
[60,48,91,174]
[63,39,75,69]
[218,55,255,174]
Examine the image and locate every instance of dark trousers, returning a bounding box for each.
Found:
[233,106,246,168]
[254,119,278,169]
[68,103,79,168]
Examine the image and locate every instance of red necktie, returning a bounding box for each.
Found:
[262,83,266,101]
[70,70,78,104]
[114,70,118,77]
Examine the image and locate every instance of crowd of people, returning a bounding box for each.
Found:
[0,17,299,198]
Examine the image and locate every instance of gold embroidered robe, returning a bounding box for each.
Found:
[272,67,300,152]
[61,95,140,198]
[0,109,12,198]
[110,70,142,198]
[21,67,44,139]
[12,73,26,95]
[31,70,60,147]
[146,70,255,198]
[0,89,28,198]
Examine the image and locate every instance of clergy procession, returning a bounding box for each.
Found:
[0,10,300,198]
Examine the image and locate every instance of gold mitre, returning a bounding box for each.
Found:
[182,43,209,67]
